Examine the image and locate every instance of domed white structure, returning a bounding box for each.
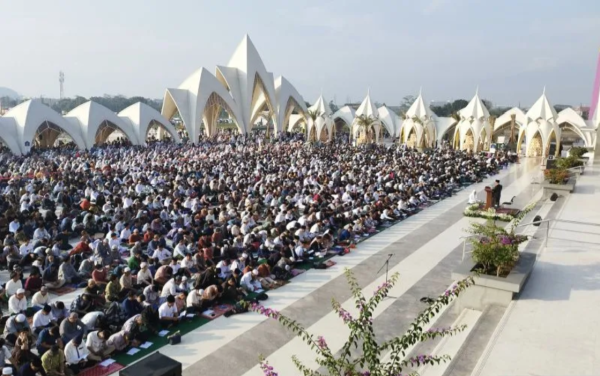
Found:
[457,88,492,152]
[118,102,181,145]
[518,88,561,157]
[161,35,307,141]
[352,90,382,143]
[401,89,436,148]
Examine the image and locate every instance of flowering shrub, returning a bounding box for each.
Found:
[467,222,528,277]
[544,168,569,184]
[554,156,583,170]
[463,204,515,222]
[247,269,474,376]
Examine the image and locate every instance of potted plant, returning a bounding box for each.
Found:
[466,221,527,277]
[543,167,570,184]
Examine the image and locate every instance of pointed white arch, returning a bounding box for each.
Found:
[275,76,308,134]
[162,67,244,141]
[119,102,181,144]
[65,101,139,148]
[4,99,87,152]
[377,106,398,137]
[0,117,24,154]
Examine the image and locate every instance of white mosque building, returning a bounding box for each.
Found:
[0,35,598,157]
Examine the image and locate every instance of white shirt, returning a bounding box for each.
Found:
[216,261,231,279]
[158,302,178,319]
[32,310,53,331]
[19,242,34,256]
[85,330,105,353]
[31,291,50,307]
[120,228,131,241]
[186,289,203,307]
[240,272,261,292]
[137,269,153,285]
[152,248,172,262]
[82,312,105,331]
[33,228,50,240]
[160,279,178,298]
[65,340,89,365]
[8,295,27,314]
[8,221,20,233]
[5,280,22,297]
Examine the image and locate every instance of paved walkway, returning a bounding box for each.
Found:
[174,159,542,376]
[476,165,600,376]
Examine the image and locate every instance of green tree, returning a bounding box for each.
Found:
[249,269,474,376]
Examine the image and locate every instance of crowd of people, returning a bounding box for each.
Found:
[0,131,511,375]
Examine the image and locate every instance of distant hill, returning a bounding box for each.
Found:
[0,87,20,99]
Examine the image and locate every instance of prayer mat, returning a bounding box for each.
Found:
[202,304,234,320]
[51,285,77,296]
[324,260,337,268]
[78,362,125,376]
[268,280,290,290]
[290,268,306,276]
[112,315,211,366]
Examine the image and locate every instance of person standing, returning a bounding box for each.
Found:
[491,179,502,207]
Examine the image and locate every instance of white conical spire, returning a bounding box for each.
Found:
[355,89,378,118]
[405,89,433,120]
[526,88,557,122]
[308,95,332,116]
[459,87,490,120]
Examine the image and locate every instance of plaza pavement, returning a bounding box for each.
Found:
[474,164,600,376]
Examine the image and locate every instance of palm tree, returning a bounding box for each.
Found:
[355,114,377,144]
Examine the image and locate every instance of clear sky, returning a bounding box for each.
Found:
[1,0,599,108]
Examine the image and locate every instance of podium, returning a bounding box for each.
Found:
[484,186,493,210]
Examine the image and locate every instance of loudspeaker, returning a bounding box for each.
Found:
[550,193,558,201]
[532,215,542,227]
[120,352,181,376]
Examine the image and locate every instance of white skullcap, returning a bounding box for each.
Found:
[16,288,25,294]
[15,314,26,323]
[252,269,259,276]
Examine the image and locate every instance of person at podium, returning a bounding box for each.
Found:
[491,180,502,207]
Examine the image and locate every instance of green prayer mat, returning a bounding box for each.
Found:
[112,315,212,366]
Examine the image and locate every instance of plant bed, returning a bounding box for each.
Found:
[463,203,521,222]
[451,251,536,311]
[541,177,576,197]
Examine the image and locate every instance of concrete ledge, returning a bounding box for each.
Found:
[451,252,536,311]
[541,177,575,198]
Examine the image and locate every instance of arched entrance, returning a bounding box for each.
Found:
[558,123,587,148]
[546,130,558,157]
[146,120,175,143]
[95,120,131,145]
[34,121,77,149]
[406,128,417,148]
[527,132,543,157]
[334,118,351,141]
[319,127,329,142]
[203,92,242,138]
[462,128,474,151]
[250,73,276,133]
[477,129,488,152]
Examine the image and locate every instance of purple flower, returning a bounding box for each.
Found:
[316,336,328,350]
[337,308,353,323]
[259,359,278,376]
[500,236,512,245]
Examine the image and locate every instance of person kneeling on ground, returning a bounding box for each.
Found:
[158,295,179,328]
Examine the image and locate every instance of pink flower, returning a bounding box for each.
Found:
[260,359,278,376]
[316,335,328,350]
[338,308,353,323]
